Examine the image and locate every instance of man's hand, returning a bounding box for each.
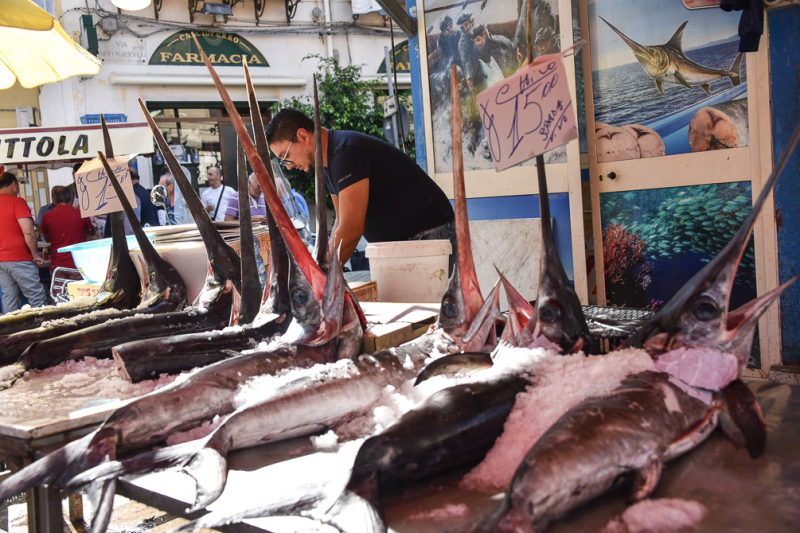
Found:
[205,205,213,213]
[32,255,44,267]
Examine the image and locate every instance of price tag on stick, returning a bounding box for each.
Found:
[74,155,138,217]
[476,50,579,172]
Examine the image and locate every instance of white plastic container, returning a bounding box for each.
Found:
[365,240,452,303]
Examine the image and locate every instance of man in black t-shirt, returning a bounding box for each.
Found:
[265,110,455,268]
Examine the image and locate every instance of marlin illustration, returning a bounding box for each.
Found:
[600,16,743,97]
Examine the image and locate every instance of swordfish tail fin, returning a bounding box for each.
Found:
[729,52,743,87]
[0,433,96,501]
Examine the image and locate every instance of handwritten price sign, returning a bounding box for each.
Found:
[75,156,138,217]
[476,53,578,172]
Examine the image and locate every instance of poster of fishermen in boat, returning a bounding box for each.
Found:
[423,0,567,173]
[589,0,748,161]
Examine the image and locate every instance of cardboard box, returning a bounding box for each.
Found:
[360,301,439,353]
[350,280,378,302]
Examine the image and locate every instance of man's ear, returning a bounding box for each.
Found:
[296,128,312,144]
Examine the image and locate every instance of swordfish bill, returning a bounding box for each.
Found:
[235,137,262,325]
[439,63,483,339]
[534,157,595,354]
[194,34,327,303]
[312,73,330,271]
[244,59,291,320]
[0,118,142,338]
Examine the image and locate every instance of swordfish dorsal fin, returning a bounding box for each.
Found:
[665,20,689,51]
[138,98,242,298]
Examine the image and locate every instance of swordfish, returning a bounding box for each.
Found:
[600,16,743,96]
[0,122,244,385]
[0,119,143,338]
[468,122,800,533]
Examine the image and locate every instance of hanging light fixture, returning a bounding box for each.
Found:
[110,0,152,11]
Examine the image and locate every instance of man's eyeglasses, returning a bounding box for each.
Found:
[277,139,293,167]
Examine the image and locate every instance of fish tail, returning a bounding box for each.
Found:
[60,440,203,492]
[325,490,386,533]
[0,434,94,500]
[85,478,117,533]
[184,447,229,511]
[174,484,332,532]
[729,52,743,86]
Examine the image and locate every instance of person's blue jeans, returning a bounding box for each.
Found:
[0,260,48,313]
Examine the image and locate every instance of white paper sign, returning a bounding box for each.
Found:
[476,53,578,172]
[75,156,138,217]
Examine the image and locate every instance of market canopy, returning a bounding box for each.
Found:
[0,0,101,89]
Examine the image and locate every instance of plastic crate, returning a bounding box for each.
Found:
[80,114,127,125]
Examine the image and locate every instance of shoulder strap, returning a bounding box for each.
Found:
[211,184,226,221]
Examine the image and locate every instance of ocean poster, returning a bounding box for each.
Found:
[600,182,756,312]
[589,0,748,162]
[423,0,566,173]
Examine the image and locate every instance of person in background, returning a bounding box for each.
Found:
[40,186,92,274]
[0,172,47,313]
[34,184,59,237]
[130,167,160,227]
[200,166,235,222]
[266,110,456,269]
[224,173,266,222]
[157,173,178,225]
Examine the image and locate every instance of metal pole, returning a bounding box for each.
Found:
[389,18,406,153]
[384,46,401,149]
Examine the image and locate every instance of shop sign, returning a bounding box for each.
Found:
[149,30,269,67]
[0,123,154,164]
[378,40,410,73]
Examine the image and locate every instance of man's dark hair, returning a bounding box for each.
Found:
[457,13,474,26]
[73,162,83,174]
[472,25,487,40]
[0,172,18,189]
[129,166,140,182]
[265,109,315,145]
[52,186,72,205]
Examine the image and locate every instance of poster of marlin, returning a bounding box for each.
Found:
[589,0,748,161]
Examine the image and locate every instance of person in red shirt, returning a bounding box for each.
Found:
[0,172,47,313]
[41,186,92,274]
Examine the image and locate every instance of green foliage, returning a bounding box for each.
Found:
[270,55,415,203]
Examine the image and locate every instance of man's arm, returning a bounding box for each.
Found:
[18,217,44,266]
[329,179,369,264]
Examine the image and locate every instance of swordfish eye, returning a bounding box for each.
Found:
[292,288,309,305]
[693,299,719,322]
[442,299,459,319]
[539,303,560,324]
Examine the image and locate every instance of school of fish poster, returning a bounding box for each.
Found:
[589,0,748,162]
[423,0,567,173]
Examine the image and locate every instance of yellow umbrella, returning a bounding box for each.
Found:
[0,0,101,89]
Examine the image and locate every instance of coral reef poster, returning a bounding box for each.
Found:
[423,0,565,173]
[589,0,748,163]
[600,182,756,312]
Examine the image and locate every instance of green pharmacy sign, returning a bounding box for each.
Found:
[378,40,410,73]
[149,30,268,67]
